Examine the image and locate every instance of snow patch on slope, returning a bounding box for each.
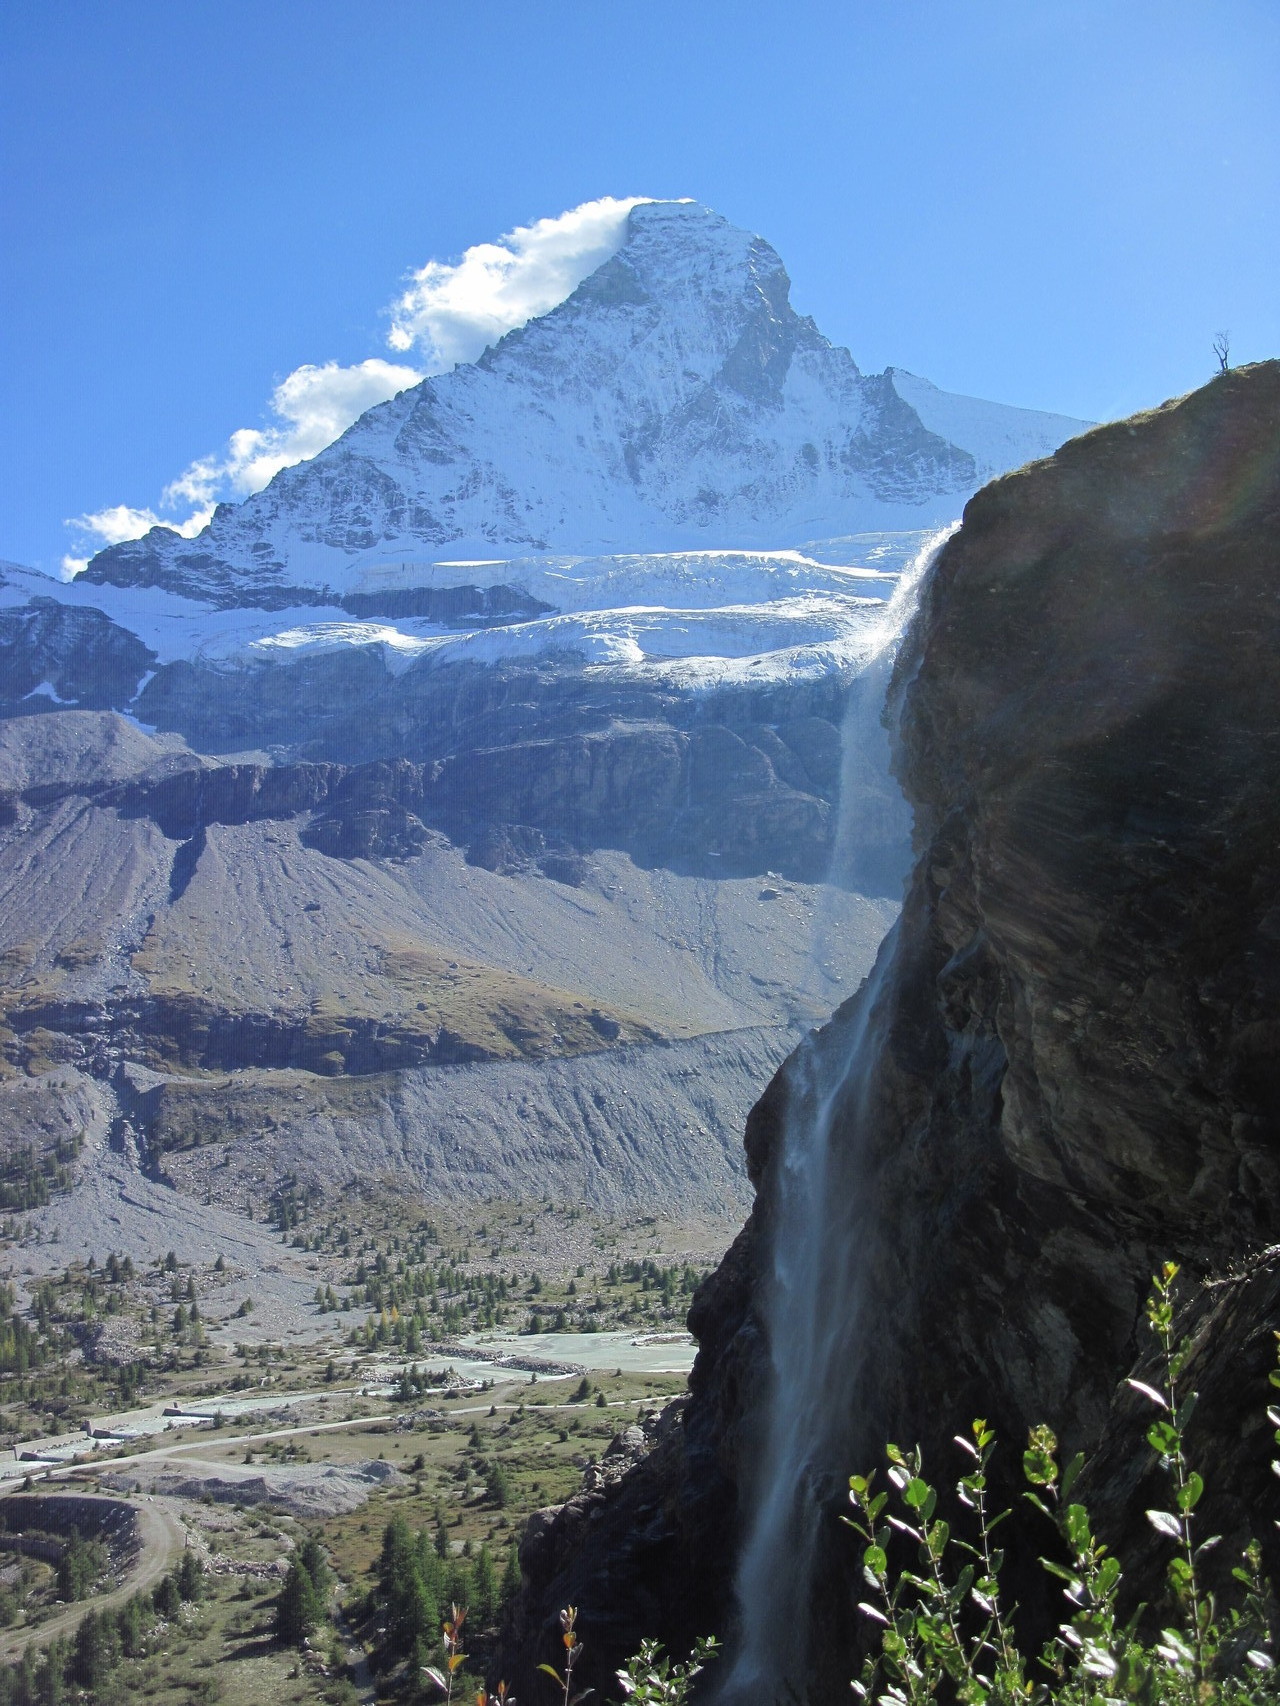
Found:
[887,369,1090,482]
[250,592,894,687]
[3,534,932,692]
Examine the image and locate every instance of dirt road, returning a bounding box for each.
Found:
[0,1498,187,1662]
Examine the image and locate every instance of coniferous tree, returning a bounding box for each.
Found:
[275,1559,322,1646]
[152,1573,181,1620]
[72,1610,118,1690]
[115,1594,146,1658]
[298,1535,331,1600]
[471,1543,497,1625]
[500,1542,521,1611]
[176,1549,203,1603]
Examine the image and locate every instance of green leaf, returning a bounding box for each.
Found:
[1023,1452,1053,1487]
[1064,1504,1091,1552]
[1155,1628,1194,1668]
[904,1477,931,1511]
[1146,1509,1182,1540]
[1176,1472,1203,1511]
[1126,1378,1168,1410]
[1146,1420,1179,1455]
[864,1544,888,1579]
[1061,1452,1085,1499]
[539,1665,566,1683]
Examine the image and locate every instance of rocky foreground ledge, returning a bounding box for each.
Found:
[501,362,1280,1701]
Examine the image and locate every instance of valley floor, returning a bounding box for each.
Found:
[0,1170,727,1702]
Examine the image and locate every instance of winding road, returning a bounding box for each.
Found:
[0,1498,187,1662]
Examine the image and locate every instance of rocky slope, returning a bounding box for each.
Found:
[0,706,897,1235]
[503,362,1280,1701]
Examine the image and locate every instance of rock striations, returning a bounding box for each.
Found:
[503,363,1280,1701]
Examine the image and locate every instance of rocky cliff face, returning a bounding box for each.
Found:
[0,677,896,886]
[504,362,1280,1701]
[0,598,156,715]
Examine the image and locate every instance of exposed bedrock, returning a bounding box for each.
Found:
[4,672,906,887]
[0,598,157,714]
[502,364,1280,1700]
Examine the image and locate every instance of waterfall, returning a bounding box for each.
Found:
[721,530,952,1703]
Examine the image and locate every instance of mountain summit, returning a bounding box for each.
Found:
[81,201,1088,607]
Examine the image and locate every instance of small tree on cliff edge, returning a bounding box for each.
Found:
[1214,329,1231,373]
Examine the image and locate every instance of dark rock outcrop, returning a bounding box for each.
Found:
[5,681,904,885]
[0,598,156,713]
[337,582,553,624]
[503,364,1280,1700]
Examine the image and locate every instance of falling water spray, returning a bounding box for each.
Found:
[721,529,954,1703]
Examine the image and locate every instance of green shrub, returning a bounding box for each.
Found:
[845,1264,1279,1705]
[616,1636,720,1703]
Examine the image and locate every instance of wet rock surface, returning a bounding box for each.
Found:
[505,365,1280,1698]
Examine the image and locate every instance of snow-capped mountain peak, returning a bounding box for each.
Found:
[79,201,1091,608]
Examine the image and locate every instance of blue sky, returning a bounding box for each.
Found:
[2,0,1277,575]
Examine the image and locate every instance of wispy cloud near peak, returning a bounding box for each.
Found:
[387,195,650,369]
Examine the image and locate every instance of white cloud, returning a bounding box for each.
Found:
[387,195,651,368]
[64,197,652,573]
[64,358,420,567]
[164,357,424,505]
